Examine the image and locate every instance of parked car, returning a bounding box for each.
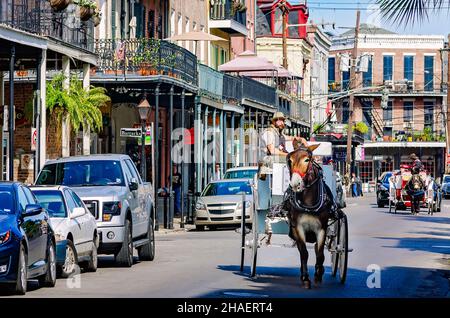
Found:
[376,171,392,208]
[223,167,258,180]
[336,172,347,208]
[30,186,98,278]
[195,179,253,231]
[0,182,56,295]
[441,174,450,199]
[35,154,155,267]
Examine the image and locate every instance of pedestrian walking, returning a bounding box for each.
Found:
[171,166,182,217]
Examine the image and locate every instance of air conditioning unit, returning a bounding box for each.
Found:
[384,120,393,128]
[384,80,394,89]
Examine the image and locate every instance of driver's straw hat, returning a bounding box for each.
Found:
[271,112,286,122]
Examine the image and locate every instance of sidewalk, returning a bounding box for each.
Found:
[155,217,195,235]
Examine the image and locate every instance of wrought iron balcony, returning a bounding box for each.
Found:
[242,76,276,107]
[223,73,242,103]
[209,0,247,35]
[198,64,224,101]
[93,38,198,86]
[0,0,94,52]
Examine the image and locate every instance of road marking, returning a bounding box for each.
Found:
[223,292,269,298]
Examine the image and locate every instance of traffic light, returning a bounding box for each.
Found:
[381,87,389,109]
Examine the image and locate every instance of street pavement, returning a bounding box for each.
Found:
[3,193,450,298]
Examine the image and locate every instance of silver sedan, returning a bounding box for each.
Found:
[194,179,253,231]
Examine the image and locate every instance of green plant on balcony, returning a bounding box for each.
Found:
[342,122,369,135]
[132,38,161,75]
[46,73,110,143]
[74,0,97,21]
[49,0,73,12]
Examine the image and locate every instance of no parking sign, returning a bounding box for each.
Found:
[31,128,37,151]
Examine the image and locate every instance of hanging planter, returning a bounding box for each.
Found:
[92,11,102,27]
[49,0,73,12]
[74,0,97,21]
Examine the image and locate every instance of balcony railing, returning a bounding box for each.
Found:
[198,64,223,100]
[94,38,198,86]
[210,0,246,25]
[223,73,242,103]
[242,76,276,107]
[0,0,94,52]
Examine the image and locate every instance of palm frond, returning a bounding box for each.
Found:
[376,0,447,26]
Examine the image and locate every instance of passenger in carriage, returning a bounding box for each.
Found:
[409,153,423,175]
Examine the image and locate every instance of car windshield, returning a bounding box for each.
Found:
[444,176,450,183]
[224,170,258,179]
[36,161,125,187]
[0,189,14,214]
[202,182,252,196]
[382,173,392,183]
[33,190,67,218]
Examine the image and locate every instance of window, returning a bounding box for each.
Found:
[185,17,190,50]
[383,55,393,81]
[403,101,413,122]
[23,187,36,204]
[363,57,372,87]
[125,159,142,183]
[357,161,373,183]
[35,161,125,187]
[424,56,434,91]
[200,25,205,63]
[424,101,434,131]
[342,101,350,123]
[404,55,414,81]
[69,190,84,208]
[342,70,350,90]
[177,14,182,35]
[34,191,67,218]
[148,10,155,38]
[383,101,393,121]
[170,10,175,37]
[17,187,28,212]
[328,57,335,84]
[274,8,283,35]
[64,190,77,213]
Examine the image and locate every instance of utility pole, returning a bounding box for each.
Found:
[280,0,289,69]
[446,34,450,173]
[345,10,361,190]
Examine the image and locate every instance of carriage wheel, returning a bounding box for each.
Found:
[249,207,259,278]
[330,218,339,277]
[338,215,349,284]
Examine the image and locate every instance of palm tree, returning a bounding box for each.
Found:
[376,0,447,25]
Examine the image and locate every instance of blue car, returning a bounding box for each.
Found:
[0,182,57,295]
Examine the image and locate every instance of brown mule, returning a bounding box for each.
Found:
[284,143,335,288]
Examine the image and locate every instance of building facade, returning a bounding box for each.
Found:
[328,24,446,189]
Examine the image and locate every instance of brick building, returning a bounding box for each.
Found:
[328,24,446,189]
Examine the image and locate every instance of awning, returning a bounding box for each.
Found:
[218,50,277,72]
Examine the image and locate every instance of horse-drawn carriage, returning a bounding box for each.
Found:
[388,167,437,215]
[239,142,350,287]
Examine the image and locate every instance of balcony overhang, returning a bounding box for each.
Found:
[363,141,446,148]
[47,38,98,66]
[241,98,277,113]
[209,20,247,36]
[0,25,47,50]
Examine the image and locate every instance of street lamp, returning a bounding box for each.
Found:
[137,96,151,181]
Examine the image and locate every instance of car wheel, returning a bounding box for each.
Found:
[115,219,133,267]
[195,225,205,231]
[38,241,56,288]
[138,218,155,261]
[13,243,27,295]
[82,236,98,272]
[60,239,78,278]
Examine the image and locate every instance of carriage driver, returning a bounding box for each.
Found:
[261,112,308,159]
[409,153,423,175]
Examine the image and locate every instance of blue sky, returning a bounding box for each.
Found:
[290,0,450,36]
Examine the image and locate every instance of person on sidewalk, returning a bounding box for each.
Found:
[171,166,182,217]
[211,163,222,181]
[351,173,358,197]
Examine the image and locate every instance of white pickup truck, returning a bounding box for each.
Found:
[35,154,155,267]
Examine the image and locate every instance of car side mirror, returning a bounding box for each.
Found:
[129,178,139,191]
[71,207,86,219]
[23,204,43,217]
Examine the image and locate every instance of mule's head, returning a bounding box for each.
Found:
[287,143,320,192]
